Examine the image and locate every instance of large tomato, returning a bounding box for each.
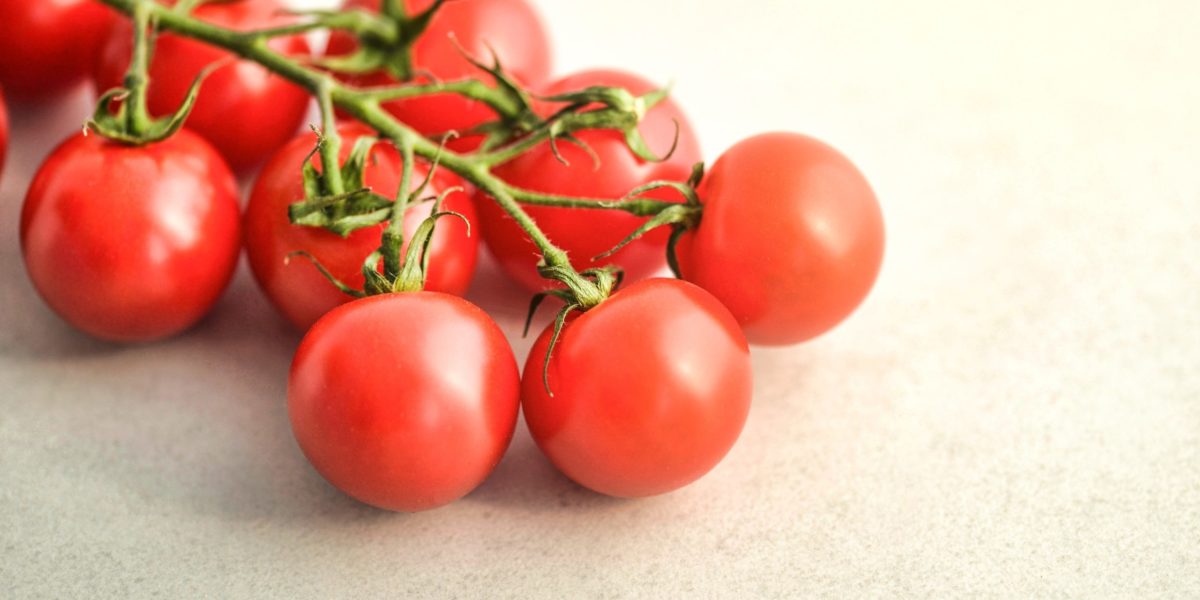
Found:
[93,0,312,170]
[476,69,701,292]
[676,132,885,345]
[327,0,552,151]
[522,278,752,498]
[0,1,115,100]
[20,130,241,342]
[289,292,520,512]
[244,125,478,331]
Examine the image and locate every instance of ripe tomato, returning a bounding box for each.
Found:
[677,133,885,346]
[20,130,241,342]
[0,1,115,100]
[244,125,478,331]
[327,0,552,151]
[522,278,752,498]
[476,69,700,292]
[93,0,312,170]
[289,292,520,512]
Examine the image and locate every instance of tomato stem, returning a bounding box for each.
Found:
[93,0,695,306]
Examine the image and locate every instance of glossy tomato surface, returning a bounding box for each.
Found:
[289,292,520,512]
[477,69,701,292]
[677,132,885,345]
[328,0,552,151]
[20,130,241,342]
[94,0,311,170]
[0,0,115,100]
[522,278,752,498]
[245,125,478,331]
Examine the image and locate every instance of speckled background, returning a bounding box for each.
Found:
[2,1,1197,597]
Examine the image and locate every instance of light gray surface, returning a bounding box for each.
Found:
[3,1,1199,597]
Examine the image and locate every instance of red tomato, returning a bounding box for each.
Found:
[93,0,312,170]
[0,87,8,175]
[327,0,552,151]
[20,130,241,342]
[289,292,520,512]
[244,125,478,331]
[676,133,885,345]
[522,278,752,498]
[0,1,115,100]
[476,69,701,292]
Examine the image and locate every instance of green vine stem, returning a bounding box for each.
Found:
[94,0,690,305]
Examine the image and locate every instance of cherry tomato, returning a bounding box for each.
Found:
[522,278,752,498]
[93,0,312,170]
[289,292,520,512]
[0,1,115,100]
[0,87,8,175]
[327,0,552,151]
[20,130,241,342]
[676,133,885,346]
[476,69,701,292]
[245,125,478,331]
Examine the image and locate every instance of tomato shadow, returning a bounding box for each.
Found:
[462,420,635,513]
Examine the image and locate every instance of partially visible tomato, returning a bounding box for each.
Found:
[289,292,520,512]
[476,69,701,292]
[20,130,241,342]
[327,0,553,151]
[522,278,752,498]
[0,87,8,175]
[93,0,312,170]
[0,1,115,100]
[676,133,885,345]
[245,125,478,331]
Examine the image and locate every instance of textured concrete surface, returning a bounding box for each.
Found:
[2,1,1198,597]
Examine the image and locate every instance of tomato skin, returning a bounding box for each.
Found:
[476,69,701,292]
[0,1,115,100]
[522,278,752,498]
[327,0,553,151]
[289,292,520,512]
[244,126,478,331]
[93,0,312,170]
[20,131,241,343]
[676,133,885,346]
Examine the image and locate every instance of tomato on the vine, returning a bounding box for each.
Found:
[245,125,478,331]
[289,292,520,512]
[93,0,312,170]
[327,0,553,151]
[475,70,701,292]
[20,130,241,343]
[676,132,885,346]
[0,1,115,100]
[522,278,752,498]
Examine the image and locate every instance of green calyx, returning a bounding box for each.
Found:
[86,4,214,146]
[524,266,622,396]
[314,0,449,81]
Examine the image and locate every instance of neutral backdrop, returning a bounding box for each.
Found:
[2,0,1198,597]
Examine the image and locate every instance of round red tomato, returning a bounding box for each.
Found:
[289,292,520,512]
[20,130,241,342]
[477,69,701,292]
[522,278,752,498]
[245,125,478,331]
[93,0,311,170]
[327,0,552,151]
[0,1,115,100]
[676,133,885,346]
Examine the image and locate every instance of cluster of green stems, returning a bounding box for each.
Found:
[95,0,689,307]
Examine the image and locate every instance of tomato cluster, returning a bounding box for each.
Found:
[7,0,884,512]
